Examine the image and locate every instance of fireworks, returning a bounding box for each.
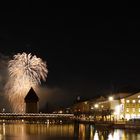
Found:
[5,52,48,112]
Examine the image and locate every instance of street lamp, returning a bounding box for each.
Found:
[108,96,114,122]
[94,104,99,108]
[91,107,94,110]
[108,96,114,101]
[2,108,5,113]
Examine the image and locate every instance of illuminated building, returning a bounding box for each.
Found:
[120,92,140,120]
[71,92,140,121]
[24,87,39,113]
[72,96,115,121]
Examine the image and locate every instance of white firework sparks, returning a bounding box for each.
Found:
[5,52,48,112]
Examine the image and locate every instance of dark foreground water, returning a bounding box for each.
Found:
[1,123,140,140]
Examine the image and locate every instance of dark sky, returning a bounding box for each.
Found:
[1,7,140,106]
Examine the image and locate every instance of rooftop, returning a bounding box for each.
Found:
[25,87,39,102]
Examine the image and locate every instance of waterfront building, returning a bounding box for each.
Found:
[120,92,140,120]
[71,92,140,121]
[71,95,117,121]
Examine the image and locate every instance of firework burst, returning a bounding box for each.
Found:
[5,52,48,112]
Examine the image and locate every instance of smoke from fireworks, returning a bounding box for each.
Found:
[5,52,48,112]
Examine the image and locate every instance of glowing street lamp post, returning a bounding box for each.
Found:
[94,104,99,121]
[108,96,114,122]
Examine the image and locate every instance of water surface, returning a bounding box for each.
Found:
[1,123,140,140]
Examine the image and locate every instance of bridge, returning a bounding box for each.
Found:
[0,113,74,123]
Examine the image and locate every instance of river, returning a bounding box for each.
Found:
[0,123,140,140]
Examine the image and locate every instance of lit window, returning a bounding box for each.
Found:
[126,100,130,103]
[121,98,125,103]
[133,108,135,112]
[138,95,140,98]
[139,109,140,112]
[126,108,129,112]
[132,100,136,103]
[138,100,140,103]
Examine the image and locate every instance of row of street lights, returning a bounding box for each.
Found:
[90,96,114,110]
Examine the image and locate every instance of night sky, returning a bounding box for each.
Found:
[1,7,140,107]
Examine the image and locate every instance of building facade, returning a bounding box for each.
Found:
[71,92,140,121]
[120,92,140,120]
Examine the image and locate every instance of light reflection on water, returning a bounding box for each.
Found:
[1,123,140,140]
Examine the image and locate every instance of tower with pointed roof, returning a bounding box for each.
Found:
[24,87,39,113]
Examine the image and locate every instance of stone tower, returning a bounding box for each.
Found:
[24,87,39,113]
